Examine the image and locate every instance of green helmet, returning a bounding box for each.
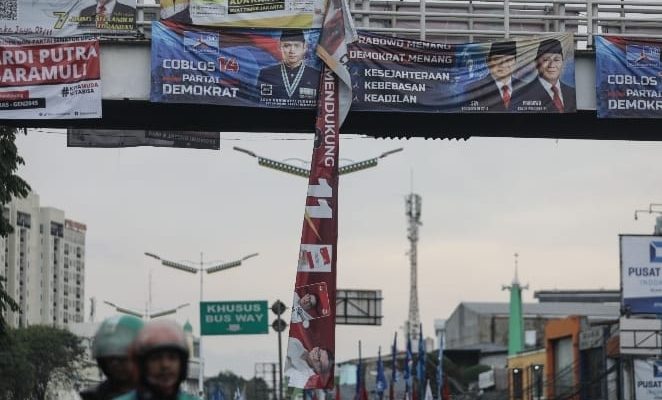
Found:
[92,315,145,359]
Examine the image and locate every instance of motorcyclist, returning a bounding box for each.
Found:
[80,314,145,400]
[113,319,200,400]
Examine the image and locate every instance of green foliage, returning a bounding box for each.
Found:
[0,325,86,400]
[205,370,271,400]
[0,126,31,237]
[0,126,30,335]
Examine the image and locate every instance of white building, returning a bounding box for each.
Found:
[1,191,86,328]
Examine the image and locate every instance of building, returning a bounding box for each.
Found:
[0,191,86,328]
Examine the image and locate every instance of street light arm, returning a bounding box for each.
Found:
[104,300,144,318]
[150,303,190,319]
[233,146,258,158]
[161,259,199,274]
[144,252,161,261]
[635,209,662,220]
[379,147,404,159]
[206,252,259,274]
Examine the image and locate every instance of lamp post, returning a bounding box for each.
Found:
[144,251,259,398]
[634,203,662,235]
[104,268,189,319]
[233,146,403,178]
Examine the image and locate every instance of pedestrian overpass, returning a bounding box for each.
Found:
[9,0,662,140]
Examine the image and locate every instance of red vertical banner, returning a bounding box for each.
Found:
[285,64,339,390]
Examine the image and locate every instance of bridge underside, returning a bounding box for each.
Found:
[9,100,659,141]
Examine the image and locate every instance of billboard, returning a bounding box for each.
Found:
[0,37,102,119]
[620,235,662,314]
[0,0,137,37]
[596,36,662,118]
[67,129,220,149]
[150,21,322,109]
[635,359,662,400]
[348,32,576,113]
[160,0,326,29]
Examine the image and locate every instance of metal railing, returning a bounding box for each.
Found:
[135,0,662,48]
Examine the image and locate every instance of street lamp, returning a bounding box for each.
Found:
[144,251,259,398]
[634,203,662,235]
[233,146,403,178]
[103,267,189,319]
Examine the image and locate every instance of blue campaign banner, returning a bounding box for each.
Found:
[348,32,576,113]
[596,36,662,118]
[150,21,322,109]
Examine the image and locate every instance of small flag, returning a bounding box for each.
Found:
[376,347,388,400]
[424,381,433,400]
[417,324,425,399]
[404,334,412,395]
[436,335,444,400]
[390,332,397,400]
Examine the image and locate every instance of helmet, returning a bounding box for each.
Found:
[133,319,190,382]
[93,315,145,359]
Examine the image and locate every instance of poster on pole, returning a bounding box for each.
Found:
[348,32,575,113]
[284,64,338,390]
[620,235,662,315]
[160,0,326,29]
[596,36,662,118]
[0,37,102,119]
[0,0,137,37]
[150,21,322,109]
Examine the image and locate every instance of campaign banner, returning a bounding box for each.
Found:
[160,0,325,29]
[596,36,662,118]
[348,32,576,113]
[284,65,339,390]
[67,129,220,149]
[0,37,102,119]
[0,0,137,37]
[150,21,322,109]
[635,359,662,400]
[620,235,662,315]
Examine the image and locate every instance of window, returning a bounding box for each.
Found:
[531,365,544,400]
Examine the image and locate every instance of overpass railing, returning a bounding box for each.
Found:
[135,0,662,48]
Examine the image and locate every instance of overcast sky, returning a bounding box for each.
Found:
[15,131,661,378]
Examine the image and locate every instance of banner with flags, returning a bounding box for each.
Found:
[315,0,357,124]
[284,64,339,388]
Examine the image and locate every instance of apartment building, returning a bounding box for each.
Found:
[0,192,86,328]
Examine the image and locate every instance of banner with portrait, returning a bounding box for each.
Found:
[67,129,220,149]
[596,36,662,118]
[160,0,326,29]
[0,37,102,119]
[348,32,576,113]
[150,21,322,109]
[0,0,137,37]
[285,65,338,391]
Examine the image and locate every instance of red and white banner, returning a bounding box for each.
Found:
[0,37,102,119]
[285,64,339,390]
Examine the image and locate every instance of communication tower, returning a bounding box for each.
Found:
[405,193,422,341]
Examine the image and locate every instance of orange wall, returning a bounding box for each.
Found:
[545,316,583,400]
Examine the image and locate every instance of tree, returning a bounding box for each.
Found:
[0,325,86,400]
[0,126,30,334]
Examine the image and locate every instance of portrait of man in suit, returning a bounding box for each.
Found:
[257,29,320,106]
[78,0,136,30]
[514,38,576,113]
[462,40,524,112]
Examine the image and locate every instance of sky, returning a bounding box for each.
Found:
[14,130,662,379]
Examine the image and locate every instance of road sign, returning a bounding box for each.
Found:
[200,301,268,335]
[272,318,287,332]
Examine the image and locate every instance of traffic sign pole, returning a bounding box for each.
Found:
[271,300,288,400]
